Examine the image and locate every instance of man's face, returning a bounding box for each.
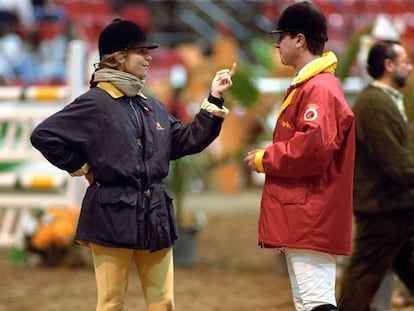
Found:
[274,32,300,67]
[392,44,412,88]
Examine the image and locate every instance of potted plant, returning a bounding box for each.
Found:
[167,156,206,267]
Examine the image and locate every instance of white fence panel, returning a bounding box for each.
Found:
[0,103,85,248]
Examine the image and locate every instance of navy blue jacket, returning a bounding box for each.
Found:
[30,83,226,251]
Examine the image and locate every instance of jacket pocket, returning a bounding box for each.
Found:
[147,184,178,251]
[268,178,308,205]
[95,186,139,246]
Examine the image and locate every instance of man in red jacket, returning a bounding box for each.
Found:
[244,2,355,310]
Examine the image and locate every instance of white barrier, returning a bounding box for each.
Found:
[0,40,88,248]
[0,86,68,101]
[0,103,62,161]
[0,103,85,247]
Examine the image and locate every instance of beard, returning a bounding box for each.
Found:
[392,72,408,88]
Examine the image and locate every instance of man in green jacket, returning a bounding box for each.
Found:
[339,40,414,310]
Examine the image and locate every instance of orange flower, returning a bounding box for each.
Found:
[32,224,54,250]
[30,206,80,250]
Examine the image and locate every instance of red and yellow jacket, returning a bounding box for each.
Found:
[255,51,355,255]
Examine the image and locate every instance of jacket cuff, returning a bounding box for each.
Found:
[201,98,229,118]
[254,150,266,173]
[70,163,90,176]
[208,92,224,108]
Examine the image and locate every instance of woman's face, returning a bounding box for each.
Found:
[122,48,152,79]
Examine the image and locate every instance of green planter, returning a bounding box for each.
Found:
[173,227,199,267]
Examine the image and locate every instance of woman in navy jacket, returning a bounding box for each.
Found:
[31,19,236,311]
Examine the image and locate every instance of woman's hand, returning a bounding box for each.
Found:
[211,62,237,98]
[85,171,95,185]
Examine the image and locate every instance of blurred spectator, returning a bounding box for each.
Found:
[0,0,71,85]
[12,30,42,85]
[0,22,24,84]
[338,39,414,311]
[0,0,35,30]
[36,20,75,83]
[1,17,74,85]
[32,0,66,22]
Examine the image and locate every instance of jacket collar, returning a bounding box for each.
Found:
[291,51,337,87]
[97,82,148,100]
[277,51,338,120]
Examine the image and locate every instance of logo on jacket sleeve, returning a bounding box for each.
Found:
[281,120,291,128]
[304,104,319,121]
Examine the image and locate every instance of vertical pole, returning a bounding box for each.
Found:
[66,40,87,102]
[65,39,88,203]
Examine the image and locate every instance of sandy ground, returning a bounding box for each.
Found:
[1,190,413,311]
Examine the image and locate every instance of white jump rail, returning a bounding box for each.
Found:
[0,103,86,247]
[0,103,64,161]
[0,85,68,101]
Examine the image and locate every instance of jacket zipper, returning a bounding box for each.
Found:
[129,99,151,246]
[129,99,143,145]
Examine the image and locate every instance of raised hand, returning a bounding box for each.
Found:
[211,62,237,98]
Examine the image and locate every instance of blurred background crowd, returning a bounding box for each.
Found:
[1,0,414,85]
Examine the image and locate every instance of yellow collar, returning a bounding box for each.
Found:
[97,82,147,100]
[277,51,338,119]
[291,51,337,87]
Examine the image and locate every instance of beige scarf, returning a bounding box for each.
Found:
[93,68,145,97]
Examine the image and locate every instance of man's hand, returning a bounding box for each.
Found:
[243,149,262,172]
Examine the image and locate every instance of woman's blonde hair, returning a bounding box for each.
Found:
[99,50,128,70]
[89,50,128,87]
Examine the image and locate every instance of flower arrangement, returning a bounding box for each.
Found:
[30,207,80,251]
[9,206,81,267]
[27,206,80,266]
